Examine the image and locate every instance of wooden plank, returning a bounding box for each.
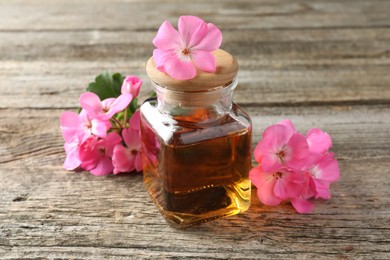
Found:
[1,27,390,61]
[0,0,389,31]
[0,102,389,253]
[0,1,389,108]
[1,0,389,258]
[0,157,388,259]
[1,59,389,108]
[1,104,389,166]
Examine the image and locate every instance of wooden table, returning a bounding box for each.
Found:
[1,0,389,259]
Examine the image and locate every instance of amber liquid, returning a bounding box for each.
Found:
[141,101,252,227]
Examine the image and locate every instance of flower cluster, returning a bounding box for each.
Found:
[60,73,144,176]
[153,15,222,80]
[250,120,340,213]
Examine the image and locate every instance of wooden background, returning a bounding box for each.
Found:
[1,0,389,259]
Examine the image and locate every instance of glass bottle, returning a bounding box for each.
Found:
[140,49,252,228]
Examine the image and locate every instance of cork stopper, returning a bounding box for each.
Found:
[146,49,238,91]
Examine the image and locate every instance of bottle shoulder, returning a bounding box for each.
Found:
[231,102,252,129]
[140,100,252,146]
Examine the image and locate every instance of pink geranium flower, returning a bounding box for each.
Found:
[79,132,122,176]
[60,110,110,143]
[121,76,142,97]
[251,119,340,214]
[290,195,315,214]
[306,128,332,154]
[263,119,297,138]
[112,111,143,174]
[254,123,309,172]
[63,136,81,171]
[250,166,305,206]
[153,15,222,80]
[79,92,133,121]
[305,153,340,199]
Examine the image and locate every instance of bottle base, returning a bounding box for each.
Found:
[145,179,251,228]
[162,203,249,229]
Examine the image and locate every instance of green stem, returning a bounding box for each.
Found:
[111,116,124,129]
[123,107,128,128]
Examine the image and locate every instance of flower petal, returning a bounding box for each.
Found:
[262,124,291,144]
[274,169,305,199]
[273,176,290,199]
[129,110,141,131]
[63,141,81,170]
[121,75,142,97]
[77,110,95,142]
[302,173,316,199]
[104,132,122,157]
[178,16,207,48]
[90,156,113,176]
[250,166,282,206]
[91,118,109,139]
[291,197,314,214]
[153,20,181,51]
[60,111,81,142]
[286,133,309,170]
[316,153,340,183]
[191,50,216,73]
[303,152,323,171]
[112,144,134,174]
[253,141,263,163]
[277,119,296,136]
[258,133,287,172]
[79,92,102,119]
[79,136,99,170]
[105,94,133,119]
[312,179,331,199]
[259,151,279,173]
[306,128,332,154]
[163,54,197,80]
[257,176,282,206]
[123,128,142,151]
[192,23,222,51]
[153,49,170,73]
[249,165,269,188]
[134,154,143,172]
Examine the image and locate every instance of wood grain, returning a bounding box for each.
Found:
[1,59,389,108]
[0,0,389,259]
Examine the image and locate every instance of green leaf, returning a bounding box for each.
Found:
[112,73,125,95]
[86,71,124,100]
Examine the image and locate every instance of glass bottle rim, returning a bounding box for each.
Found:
[151,77,238,95]
[150,77,237,110]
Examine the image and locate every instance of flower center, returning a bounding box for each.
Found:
[310,165,321,178]
[273,172,283,179]
[176,47,192,62]
[131,150,138,156]
[276,149,286,163]
[277,150,285,158]
[98,147,106,155]
[181,48,190,56]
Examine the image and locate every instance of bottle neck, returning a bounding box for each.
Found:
[152,78,237,121]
